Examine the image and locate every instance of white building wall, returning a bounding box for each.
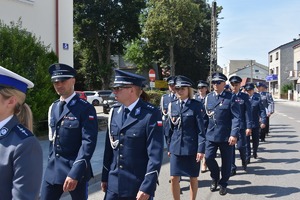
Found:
[0,0,73,66]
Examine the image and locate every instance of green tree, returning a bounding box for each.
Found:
[0,19,58,135]
[144,0,202,76]
[73,0,146,89]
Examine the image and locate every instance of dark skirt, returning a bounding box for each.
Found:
[170,154,200,177]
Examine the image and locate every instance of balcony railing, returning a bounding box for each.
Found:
[289,70,300,78]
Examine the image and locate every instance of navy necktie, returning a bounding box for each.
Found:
[122,108,130,125]
[59,101,66,115]
[180,101,185,111]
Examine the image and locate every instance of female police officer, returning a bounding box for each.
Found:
[167,75,205,200]
[0,66,43,200]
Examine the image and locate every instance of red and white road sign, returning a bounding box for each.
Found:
[149,69,156,82]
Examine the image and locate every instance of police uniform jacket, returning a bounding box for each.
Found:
[205,91,240,142]
[101,99,164,197]
[160,93,176,136]
[234,92,252,130]
[259,92,274,114]
[45,94,98,184]
[249,94,267,128]
[0,115,43,200]
[167,99,206,155]
[194,93,209,132]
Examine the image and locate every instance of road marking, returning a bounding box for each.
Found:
[288,117,295,120]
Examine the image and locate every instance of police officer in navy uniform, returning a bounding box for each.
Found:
[244,83,267,162]
[0,66,43,200]
[256,83,274,141]
[194,80,209,173]
[204,72,240,195]
[167,75,205,200]
[41,63,98,200]
[229,76,252,176]
[160,76,177,144]
[101,69,164,200]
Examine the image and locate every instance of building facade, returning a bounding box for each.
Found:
[268,38,300,99]
[0,0,73,66]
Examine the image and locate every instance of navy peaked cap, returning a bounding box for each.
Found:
[256,82,265,87]
[166,76,176,85]
[244,83,255,90]
[113,69,146,87]
[212,72,227,82]
[0,66,34,93]
[229,76,242,83]
[197,80,209,88]
[175,75,194,87]
[49,63,76,82]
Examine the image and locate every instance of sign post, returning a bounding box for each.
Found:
[149,69,156,90]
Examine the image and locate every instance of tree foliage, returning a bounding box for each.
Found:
[143,0,203,75]
[73,0,146,89]
[0,19,58,134]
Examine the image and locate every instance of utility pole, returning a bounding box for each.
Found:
[209,0,217,89]
[250,60,253,82]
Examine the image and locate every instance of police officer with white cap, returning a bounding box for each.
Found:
[0,66,43,200]
[101,69,164,200]
[204,72,240,195]
[41,63,98,200]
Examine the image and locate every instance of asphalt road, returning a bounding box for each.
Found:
[61,100,300,200]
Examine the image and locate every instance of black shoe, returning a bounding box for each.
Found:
[261,139,265,142]
[219,186,227,195]
[253,153,257,159]
[210,180,218,192]
[230,169,236,176]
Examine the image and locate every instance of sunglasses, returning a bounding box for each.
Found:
[175,87,188,91]
[212,81,223,85]
[112,86,132,91]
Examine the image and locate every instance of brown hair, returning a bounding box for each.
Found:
[0,88,33,131]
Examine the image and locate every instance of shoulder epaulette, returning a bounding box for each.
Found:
[14,124,34,140]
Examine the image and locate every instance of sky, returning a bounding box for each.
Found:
[207,0,300,68]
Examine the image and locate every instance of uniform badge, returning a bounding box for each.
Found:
[70,100,76,106]
[0,127,8,136]
[135,107,141,116]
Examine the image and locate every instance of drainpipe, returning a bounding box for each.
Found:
[55,0,59,58]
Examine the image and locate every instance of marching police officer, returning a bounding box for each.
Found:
[256,83,274,141]
[167,75,206,200]
[160,76,177,144]
[41,63,98,200]
[244,83,267,162]
[0,66,43,200]
[229,76,252,176]
[101,69,164,200]
[204,72,240,195]
[194,80,210,173]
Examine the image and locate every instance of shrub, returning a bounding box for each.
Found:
[0,19,58,136]
[281,83,293,94]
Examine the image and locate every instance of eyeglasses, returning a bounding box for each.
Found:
[175,87,188,91]
[212,81,222,85]
[112,86,132,91]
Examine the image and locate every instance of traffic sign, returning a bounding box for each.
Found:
[149,69,156,82]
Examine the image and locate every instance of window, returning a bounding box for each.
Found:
[255,70,259,72]
[276,52,279,60]
[270,55,273,63]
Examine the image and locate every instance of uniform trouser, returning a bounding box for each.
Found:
[260,117,269,140]
[104,189,154,200]
[246,127,260,161]
[231,129,247,170]
[40,180,88,200]
[205,140,233,188]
